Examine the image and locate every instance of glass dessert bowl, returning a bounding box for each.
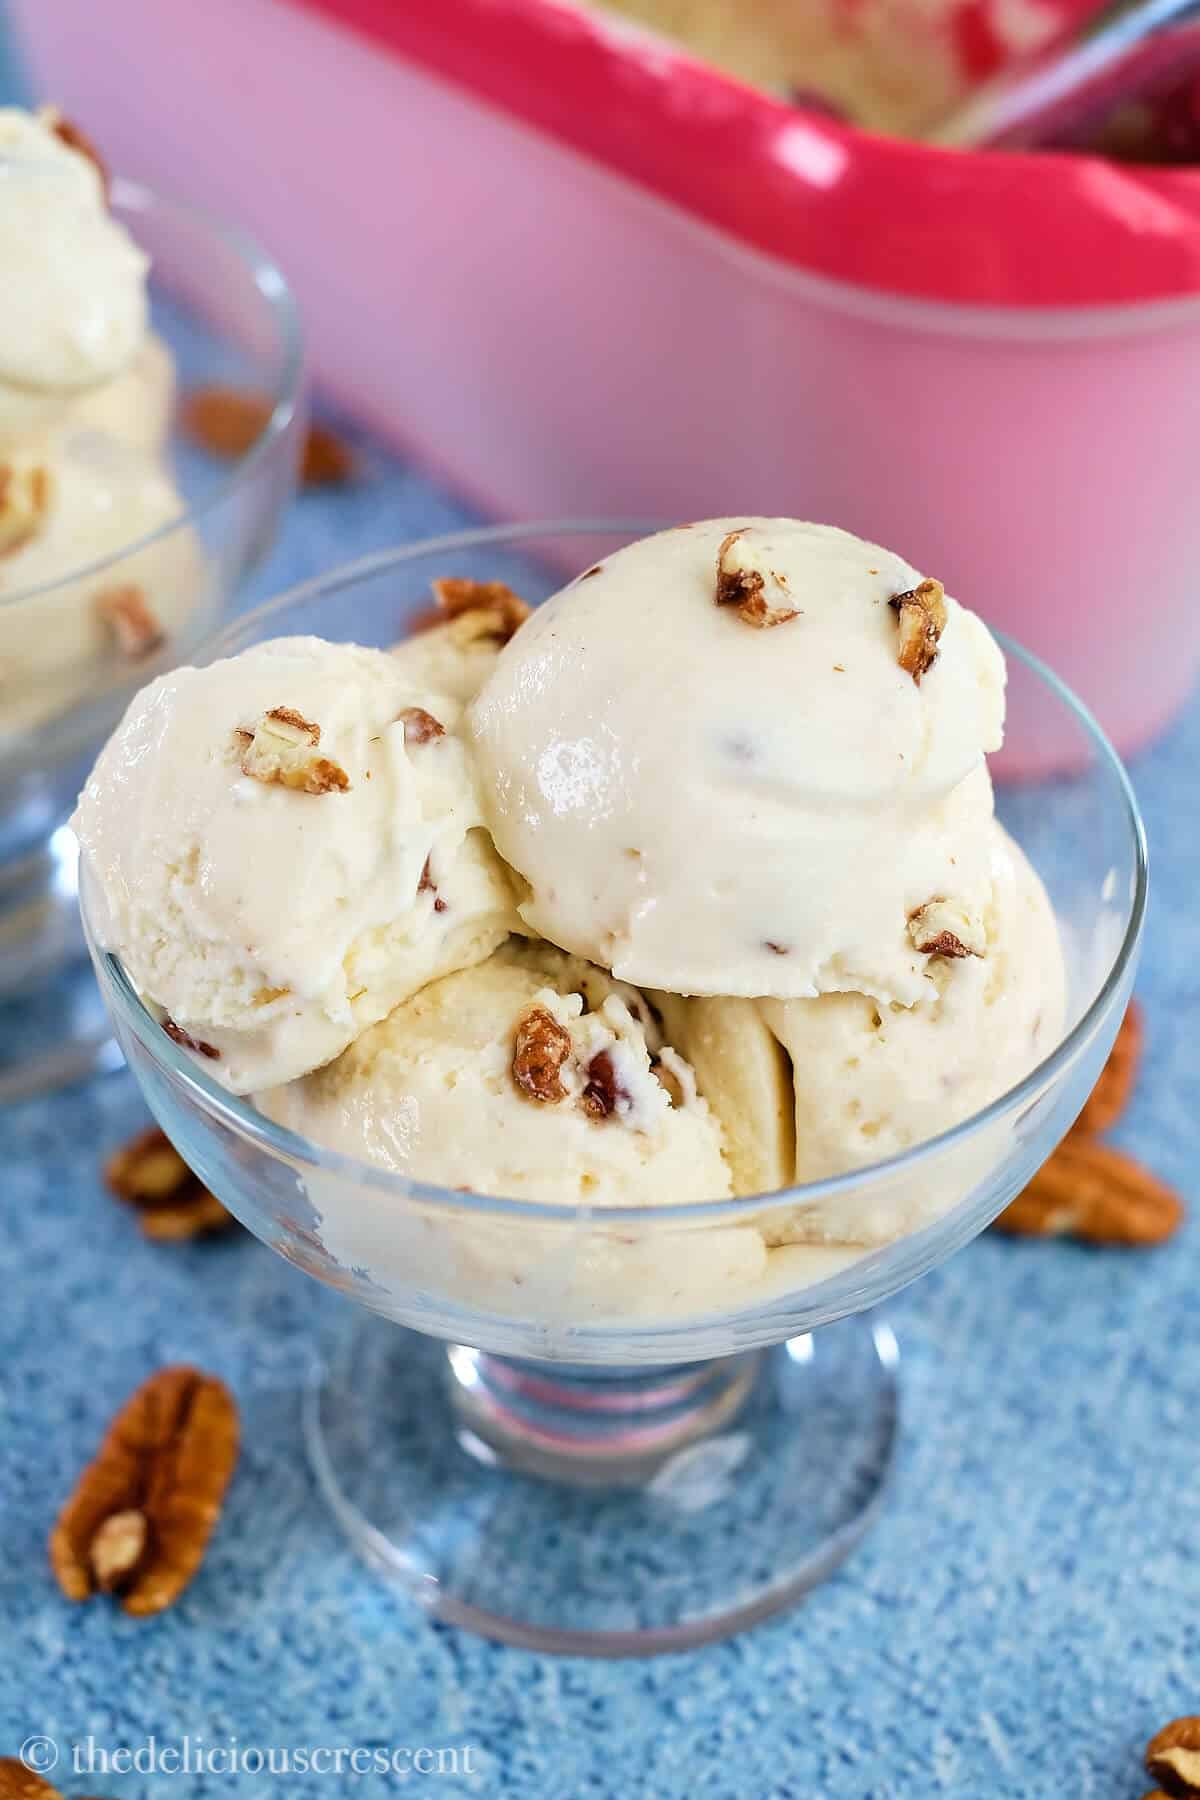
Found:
[0,175,303,1100]
[80,524,1145,1655]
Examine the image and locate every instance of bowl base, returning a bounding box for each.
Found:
[0,826,120,1101]
[303,1311,899,1656]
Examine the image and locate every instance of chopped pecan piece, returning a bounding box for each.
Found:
[235,706,350,794]
[715,527,799,629]
[49,1366,239,1617]
[890,577,947,684]
[908,897,985,959]
[430,577,531,645]
[95,584,164,659]
[399,706,445,746]
[180,385,355,486]
[417,855,447,913]
[1147,1718,1200,1797]
[992,1139,1183,1246]
[651,1058,685,1107]
[580,1049,626,1119]
[0,459,52,559]
[162,1017,221,1061]
[41,104,110,198]
[1070,999,1142,1137]
[512,1006,572,1105]
[105,1125,235,1242]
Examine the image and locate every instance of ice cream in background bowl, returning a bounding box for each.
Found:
[77,520,1145,1652]
[0,104,303,1101]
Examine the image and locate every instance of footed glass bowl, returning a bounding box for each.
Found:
[81,524,1146,1654]
[0,177,303,1101]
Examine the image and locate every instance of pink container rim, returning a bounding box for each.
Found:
[290,0,1200,308]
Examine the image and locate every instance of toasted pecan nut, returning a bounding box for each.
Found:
[580,1049,626,1120]
[512,1006,572,1105]
[235,706,350,795]
[95,584,164,660]
[50,1366,239,1617]
[430,577,531,645]
[993,1139,1183,1246]
[1071,999,1143,1137]
[1147,1718,1200,1797]
[890,578,947,684]
[651,1058,685,1107]
[908,897,985,960]
[162,1017,221,1061]
[715,527,800,629]
[0,459,52,559]
[41,105,110,199]
[180,386,355,486]
[399,706,445,746]
[417,855,448,913]
[0,1760,70,1800]
[105,1125,235,1242]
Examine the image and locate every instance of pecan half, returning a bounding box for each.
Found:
[235,706,350,794]
[1071,999,1143,1138]
[0,1761,81,1800]
[50,1367,239,1617]
[890,577,947,684]
[1147,1718,1200,1797]
[399,706,445,746]
[993,1139,1183,1246]
[41,105,110,199]
[430,577,531,645]
[105,1125,235,1242]
[715,527,799,629]
[95,584,164,659]
[512,1006,572,1104]
[180,385,355,486]
[0,459,52,559]
[908,897,985,959]
[162,1017,221,1061]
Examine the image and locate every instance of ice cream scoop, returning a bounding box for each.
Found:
[0,108,149,445]
[61,334,175,457]
[758,820,1065,1243]
[72,636,521,1090]
[0,435,201,739]
[257,937,731,1207]
[469,519,1006,1006]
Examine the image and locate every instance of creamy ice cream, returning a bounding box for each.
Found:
[77,516,1071,1326]
[470,519,1005,1006]
[63,334,175,457]
[0,108,200,742]
[258,938,730,1205]
[0,435,201,742]
[0,108,148,445]
[73,637,521,1091]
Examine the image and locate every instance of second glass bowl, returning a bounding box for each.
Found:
[0,177,303,1099]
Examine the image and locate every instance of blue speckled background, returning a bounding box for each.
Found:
[2,17,1198,1799]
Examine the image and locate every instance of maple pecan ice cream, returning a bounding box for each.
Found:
[72,635,520,1091]
[78,525,1068,1317]
[0,106,199,741]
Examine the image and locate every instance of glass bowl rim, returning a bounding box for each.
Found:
[82,520,1149,1227]
[0,175,305,610]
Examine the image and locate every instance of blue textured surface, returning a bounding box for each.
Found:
[3,20,1200,1800]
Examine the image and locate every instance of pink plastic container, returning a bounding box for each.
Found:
[17,0,1200,754]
